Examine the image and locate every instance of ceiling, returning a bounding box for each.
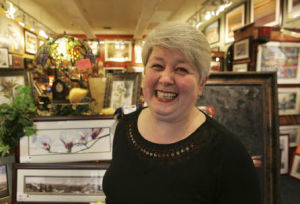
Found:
[9,0,206,39]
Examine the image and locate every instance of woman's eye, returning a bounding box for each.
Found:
[151,64,164,70]
[175,67,189,74]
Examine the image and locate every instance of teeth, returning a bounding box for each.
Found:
[156,91,177,99]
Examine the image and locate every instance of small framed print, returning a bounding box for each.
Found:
[225,4,245,43]
[104,40,132,62]
[278,88,300,115]
[280,134,289,174]
[0,48,9,68]
[24,30,38,55]
[12,55,23,68]
[14,163,109,203]
[280,125,300,147]
[203,20,220,44]
[232,63,248,72]
[290,153,300,180]
[233,38,250,60]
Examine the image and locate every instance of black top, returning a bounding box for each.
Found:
[103,108,261,204]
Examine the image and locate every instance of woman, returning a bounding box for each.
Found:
[103,22,261,204]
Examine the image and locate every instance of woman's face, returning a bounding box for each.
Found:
[143,46,205,121]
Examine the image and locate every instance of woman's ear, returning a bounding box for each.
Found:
[197,76,208,96]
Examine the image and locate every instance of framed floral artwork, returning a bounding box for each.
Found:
[104,41,132,62]
[25,30,38,55]
[225,4,245,43]
[19,116,116,163]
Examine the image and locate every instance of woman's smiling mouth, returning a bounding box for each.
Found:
[155,90,178,101]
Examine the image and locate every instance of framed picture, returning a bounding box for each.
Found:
[203,20,220,44]
[278,87,300,115]
[0,48,9,68]
[197,72,279,204]
[104,67,125,77]
[251,0,281,26]
[210,61,221,72]
[232,63,248,72]
[0,155,14,204]
[14,163,109,203]
[0,164,9,201]
[12,55,24,68]
[8,20,24,54]
[280,125,300,147]
[19,116,115,163]
[225,4,245,43]
[0,69,28,104]
[290,153,300,179]
[87,40,100,58]
[25,30,38,55]
[104,40,132,62]
[287,0,300,20]
[256,41,300,84]
[104,72,142,109]
[280,134,289,174]
[233,38,250,60]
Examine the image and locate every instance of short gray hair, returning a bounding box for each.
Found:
[142,22,211,84]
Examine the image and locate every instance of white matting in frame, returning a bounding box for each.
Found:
[16,168,106,202]
[278,87,300,115]
[256,41,300,84]
[19,119,116,163]
[280,125,300,147]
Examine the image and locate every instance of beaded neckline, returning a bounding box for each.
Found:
[127,123,196,160]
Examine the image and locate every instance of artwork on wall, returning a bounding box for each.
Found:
[12,55,23,68]
[19,117,115,163]
[104,41,132,62]
[203,20,220,44]
[280,134,289,174]
[0,155,14,204]
[278,88,300,115]
[251,0,281,26]
[287,0,300,20]
[233,38,250,60]
[104,72,142,109]
[24,30,38,55]
[87,40,100,58]
[0,164,9,199]
[197,72,279,204]
[0,69,28,104]
[14,163,109,203]
[225,4,245,43]
[290,153,300,180]
[256,41,300,84]
[0,48,9,68]
[7,21,24,54]
[232,63,248,72]
[280,125,300,147]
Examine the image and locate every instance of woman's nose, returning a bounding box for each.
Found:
[159,68,174,85]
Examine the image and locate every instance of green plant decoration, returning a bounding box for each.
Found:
[0,85,37,157]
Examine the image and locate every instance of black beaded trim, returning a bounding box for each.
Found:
[128,123,194,159]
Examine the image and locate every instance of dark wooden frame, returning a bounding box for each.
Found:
[233,37,251,60]
[13,163,110,204]
[196,72,279,204]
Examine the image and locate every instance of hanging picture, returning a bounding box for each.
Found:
[87,40,100,58]
[290,153,300,180]
[104,41,132,62]
[0,164,9,199]
[233,38,250,60]
[225,4,245,43]
[203,20,220,44]
[24,30,38,55]
[232,63,248,72]
[256,41,300,84]
[280,134,289,174]
[0,15,9,49]
[7,21,24,54]
[287,0,300,20]
[280,125,300,147]
[278,88,300,115]
[12,55,23,68]
[0,48,9,68]
[251,0,281,26]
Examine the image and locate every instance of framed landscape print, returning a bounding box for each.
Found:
[0,48,9,68]
[290,153,300,179]
[225,4,245,43]
[104,40,132,62]
[251,0,281,26]
[197,72,279,204]
[25,30,38,54]
[234,38,250,60]
[256,41,300,84]
[104,72,142,109]
[0,69,28,104]
[280,134,289,174]
[280,125,300,147]
[14,163,109,203]
[19,117,116,163]
[203,20,220,44]
[278,88,300,115]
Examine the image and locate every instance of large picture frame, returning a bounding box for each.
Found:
[104,40,132,62]
[19,116,115,163]
[24,30,38,55]
[278,87,300,115]
[0,48,9,68]
[280,125,300,147]
[225,4,245,43]
[13,163,109,203]
[256,41,300,84]
[197,72,279,204]
[251,0,281,26]
[203,20,220,44]
[104,72,142,109]
[233,38,250,60]
[0,69,28,105]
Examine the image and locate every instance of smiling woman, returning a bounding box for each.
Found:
[102,22,262,204]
